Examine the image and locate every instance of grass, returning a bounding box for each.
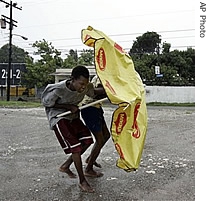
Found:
[0,100,195,108]
[0,100,42,108]
[146,102,195,107]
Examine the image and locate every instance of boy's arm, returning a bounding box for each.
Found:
[94,84,107,99]
[94,87,106,95]
[42,89,79,113]
[52,103,79,113]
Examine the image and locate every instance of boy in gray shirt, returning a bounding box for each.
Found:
[41,65,104,193]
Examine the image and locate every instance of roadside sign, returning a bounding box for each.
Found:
[0,63,26,86]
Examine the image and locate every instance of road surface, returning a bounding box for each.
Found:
[0,104,195,201]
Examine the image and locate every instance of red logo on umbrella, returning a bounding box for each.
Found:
[105,80,116,95]
[96,48,106,71]
[115,143,124,159]
[114,112,127,135]
[132,102,141,138]
[114,43,125,54]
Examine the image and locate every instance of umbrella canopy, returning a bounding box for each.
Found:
[81,26,148,171]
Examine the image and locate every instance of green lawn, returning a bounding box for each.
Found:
[146,102,195,107]
[0,100,195,108]
[0,100,42,108]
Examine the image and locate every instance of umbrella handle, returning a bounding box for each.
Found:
[56,97,108,117]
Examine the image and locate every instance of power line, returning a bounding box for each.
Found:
[7,43,195,57]
[109,29,195,37]
[0,28,194,44]
[1,28,195,56]
[17,34,195,49]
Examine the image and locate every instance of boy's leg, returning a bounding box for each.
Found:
[82,107,106,170]
[59,141,90,173]
[72,152,95,193]
[53,119,93,179]
[85,131,104,177]
[85,156,101,168]
[59,132,94,178]
[59,155,77,178]
[53,120,77,178]
[85,122,110,175]
[102,122,111,144]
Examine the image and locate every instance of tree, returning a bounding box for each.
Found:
[22,42,95,89]
[179,48,195,85]
[129,31,162,59]
[0,44,28,63]
[63,49,78,68]
[63,49,94,67]
[162,42,171,54]
[159,48,195,85]
[77,49,94,65]
[129,31,195,86]
[133,54,156,84]
[22,39,63,88]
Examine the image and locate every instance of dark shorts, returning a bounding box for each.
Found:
[53,118,93,154]
[81,106,105,133]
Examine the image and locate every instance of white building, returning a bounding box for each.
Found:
[51,66,96,83]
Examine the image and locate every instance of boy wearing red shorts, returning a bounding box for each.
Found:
[41,65,105,193]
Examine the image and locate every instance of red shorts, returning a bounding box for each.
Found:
[53,118,93,154]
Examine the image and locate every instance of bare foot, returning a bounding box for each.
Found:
[59,167,77,178]
[93,161,102,168]
[79,181,95,193]
[85,158,102,168]
[84,169,103,178]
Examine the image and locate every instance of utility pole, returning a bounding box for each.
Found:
[0,0,22,101]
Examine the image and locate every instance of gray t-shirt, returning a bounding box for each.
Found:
[41,79,95,129]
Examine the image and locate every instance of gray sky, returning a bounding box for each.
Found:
[0,0,195,59]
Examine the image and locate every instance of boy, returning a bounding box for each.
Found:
[80,75,110,177]
[41,65,105,193]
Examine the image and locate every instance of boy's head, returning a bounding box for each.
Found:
[71,65,90,79]
[71,65,90,93]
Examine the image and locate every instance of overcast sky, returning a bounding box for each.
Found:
[0,0,195,58]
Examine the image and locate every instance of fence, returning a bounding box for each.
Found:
[0,86,35,98]
[145,86,195,103]
[0,85,195,103]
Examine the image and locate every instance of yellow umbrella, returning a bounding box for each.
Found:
[81,26,148,171]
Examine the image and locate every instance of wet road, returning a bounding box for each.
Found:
[0,104,195,201]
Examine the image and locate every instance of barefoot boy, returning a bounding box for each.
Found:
[41,65,105,193]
